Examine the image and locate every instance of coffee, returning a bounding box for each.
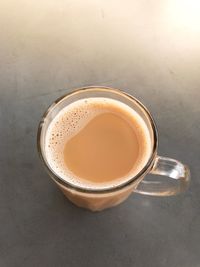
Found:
[45,98,151,189]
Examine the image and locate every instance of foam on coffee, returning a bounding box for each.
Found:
[45,97,152,189]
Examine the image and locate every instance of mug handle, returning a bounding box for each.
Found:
[134,156,190,196]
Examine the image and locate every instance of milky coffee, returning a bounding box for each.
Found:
[45,98,151,190]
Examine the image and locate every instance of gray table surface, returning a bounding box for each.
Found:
[0,1,200,267]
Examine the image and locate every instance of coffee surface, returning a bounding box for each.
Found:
[45,98,151,189]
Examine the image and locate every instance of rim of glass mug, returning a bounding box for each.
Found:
[37,86,158,194]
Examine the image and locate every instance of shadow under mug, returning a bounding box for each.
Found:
[37,86,190,211]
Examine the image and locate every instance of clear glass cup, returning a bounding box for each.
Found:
[37,86,190,211]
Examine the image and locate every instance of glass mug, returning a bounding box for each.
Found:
[37,86,190,211]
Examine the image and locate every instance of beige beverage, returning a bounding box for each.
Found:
[45,97,151,210]
[38,87,190,211]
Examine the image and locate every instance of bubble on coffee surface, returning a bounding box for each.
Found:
[45,97,152,189]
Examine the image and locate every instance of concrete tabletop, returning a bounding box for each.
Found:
[0,1,199,266]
